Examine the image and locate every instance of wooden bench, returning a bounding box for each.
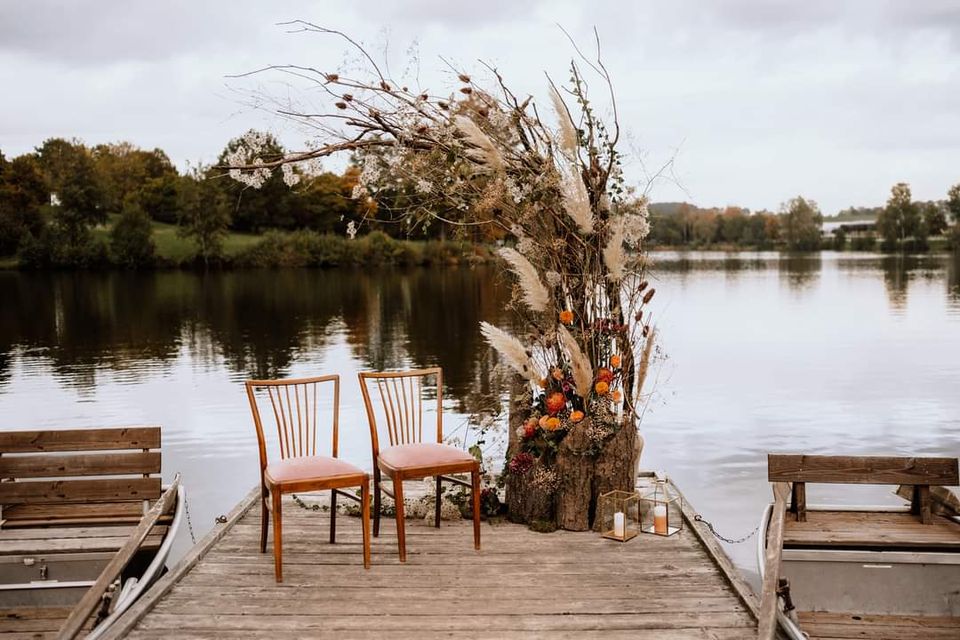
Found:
[0,427,163,534]
[768,454,960,525]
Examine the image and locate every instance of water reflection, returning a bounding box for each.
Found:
[0,268,512,403]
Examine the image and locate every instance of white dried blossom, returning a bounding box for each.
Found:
[346,221,358,239]
[504,177,525,204]
[530,467,561,494]
[517,237,536,257]
[351,182,366,200]
[415,178,432,194]
[545,271,562,287]
[281,163,301,187]
[622,199,651,248]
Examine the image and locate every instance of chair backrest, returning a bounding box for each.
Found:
[768,453,959,524]
[0,426,162,508]
[245,375,341,473]
[357,368,443,459]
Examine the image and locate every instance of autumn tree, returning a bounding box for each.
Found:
[0,152,47,255]
[36,138,106,246]
[781,196,823,251]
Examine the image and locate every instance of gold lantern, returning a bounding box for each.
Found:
[598,490,640,542]
[640,479,683,536]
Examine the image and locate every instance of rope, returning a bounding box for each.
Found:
[693,514,759,544]
[182,491,197,544]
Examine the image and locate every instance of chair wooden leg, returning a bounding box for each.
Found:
[272,490,283,583]
[259,487,268,554]
[393,476,406,563]
[361,477,371,569]
[373,467,381,538]
[434,476,442,528]
[471,467,481,551]
[330,489,338,544]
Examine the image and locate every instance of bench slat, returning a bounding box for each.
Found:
[0,478,162,505]
[0,427,160,453]
[0,452,161,478]
[768,454,959,485]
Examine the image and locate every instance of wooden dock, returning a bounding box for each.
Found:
[100,477,762,639]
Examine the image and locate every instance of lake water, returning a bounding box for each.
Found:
[2,251,959,577]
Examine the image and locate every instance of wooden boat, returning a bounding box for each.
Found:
[0,427,185,639]
[756,454,960,640]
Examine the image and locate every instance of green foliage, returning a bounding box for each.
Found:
[0,153,47,255]
[234,229,488,268]
[17,223,109,269]
[781,196,824,251]
[36,138,106,244]
[110,196,156,268]
[921,202,948,237]
[832,228,847,251]
[877,183,922,252]
[177,167,231,266]
[850,235,877,251]
[947,184,960,224]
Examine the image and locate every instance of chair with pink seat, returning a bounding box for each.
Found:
[358,367,480,562]
[245,374,371,581]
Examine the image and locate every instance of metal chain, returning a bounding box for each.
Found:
[694,514,759,544]
[182,491,197,545]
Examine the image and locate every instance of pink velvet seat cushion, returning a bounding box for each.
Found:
[379,442,476,475]
[265,455,366,486]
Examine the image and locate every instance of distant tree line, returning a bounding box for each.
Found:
[647,182,960,252]
[3,133,960,268]
[0,132,416,268]
[647,197,824,251]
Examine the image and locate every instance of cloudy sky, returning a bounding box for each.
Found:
[1,0,958,214]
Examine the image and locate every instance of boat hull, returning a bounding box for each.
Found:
[757,504,960,639]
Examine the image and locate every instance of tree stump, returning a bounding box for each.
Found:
[504,376,642,531]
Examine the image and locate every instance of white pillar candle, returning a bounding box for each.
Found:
[613,511,625,537]
[653,503,668,535]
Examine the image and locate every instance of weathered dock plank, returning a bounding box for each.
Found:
[101,477,760,639]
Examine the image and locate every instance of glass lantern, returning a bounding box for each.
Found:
[640,480,683,536]
[598,490,640,542]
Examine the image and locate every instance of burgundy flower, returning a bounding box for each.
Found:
[508,452,534,475]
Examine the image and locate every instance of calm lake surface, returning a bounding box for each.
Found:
[2,251,959,576]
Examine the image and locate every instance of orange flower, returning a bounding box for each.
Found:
[596,367,614,384]
[538,377,548,389]
[559,310,574,325]
[545,417,561,431]
[545,391,566,416]
[538,415,550,428]
[610,354,621,368]
[551,368,565,381]
[594,381,609,395]
[569,410,585,423]
[611,389,622,403]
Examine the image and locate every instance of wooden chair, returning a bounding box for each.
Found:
[358,368,480,562]
[245,375,371,581]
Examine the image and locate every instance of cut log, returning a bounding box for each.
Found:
[505,376,641,532]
